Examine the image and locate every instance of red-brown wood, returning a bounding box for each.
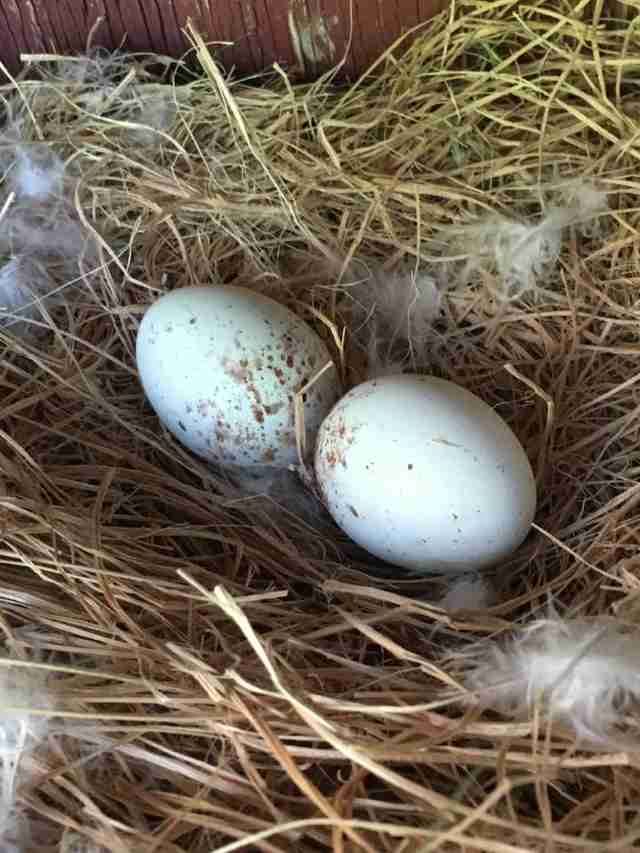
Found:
[0,0,449,80]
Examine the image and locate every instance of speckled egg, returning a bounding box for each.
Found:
[314,374,537,574]
[136,286,339,467]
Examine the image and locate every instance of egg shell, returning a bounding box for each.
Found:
[314,374,537,573]
[136,286,339,467]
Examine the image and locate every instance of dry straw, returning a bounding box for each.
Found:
[1,0,640,849]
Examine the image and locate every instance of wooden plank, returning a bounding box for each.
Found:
[0,0,449,78]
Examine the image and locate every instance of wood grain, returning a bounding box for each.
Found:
[0,0,449,79]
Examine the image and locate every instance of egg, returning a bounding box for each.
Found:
[314,374,536,574]
[136,286,339,467]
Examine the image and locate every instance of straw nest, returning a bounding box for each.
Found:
[2,1,640,850]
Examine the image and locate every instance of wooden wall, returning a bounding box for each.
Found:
[1,0,449,79]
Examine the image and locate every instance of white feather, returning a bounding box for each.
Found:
[0,662,51,851]
[0,257,51,313]
[450,181,609,298]
[11,146,65,200]
[463,617,640,746]
[0,256,64,338]
[350,267,441,377]
[463,216,562,298]
[228,465,331,529]
[54,49,131,92]
[0,134,97,338]
[440,574,493,611]
[128,92,178,145]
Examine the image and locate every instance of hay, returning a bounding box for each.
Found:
[1,0,640,849]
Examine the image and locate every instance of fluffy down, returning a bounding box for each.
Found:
[348,267,442,377]
[463,617,640,747]
[440,574,493,611]
[0,663,52,851]
[448,181,609,299]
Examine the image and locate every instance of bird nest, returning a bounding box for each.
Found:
[1,1,640,850]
